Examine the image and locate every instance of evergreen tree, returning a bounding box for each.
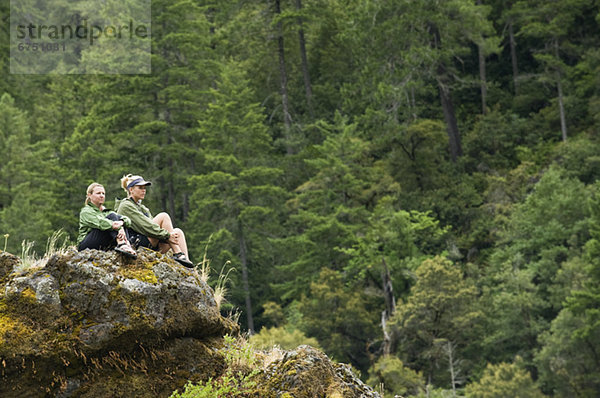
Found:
[465,358,545,398]
[343,196,449,358]
[188,60,287,333]
[389,256,483,388]
[0,93,62,253]
[535,181,600,396]
[514,0,599,141]
[60,0,215,226]
[336,0,497,161]
[0,93,28,206]
[480,166,590,368]
[297,268,380,373]
[273,113,397,301]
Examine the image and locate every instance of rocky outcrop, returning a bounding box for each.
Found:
[0,249,381,398]
[253,345,381,398]
[0,248,238,397]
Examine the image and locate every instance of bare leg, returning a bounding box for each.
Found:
[148,212,188,258]
[153,212,174,230]
[172,228,188,258]
[147,235,178,254]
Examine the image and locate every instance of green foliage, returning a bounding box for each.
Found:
[535,308,600,397]
[464,358,545,398]
[366,355,425,398]
[0,93,29,200]
[534,181,600,396]
[389,256,483,386]
[249,326,320,351]
[0,93,66,254]
[386,119,450,191]
[170,335,259,398]
[574,47,600,129]
[554,134,600,184]
[1,184,58,254]
[478,166,591,370]
[187,59,287,330]
[3,0,600,395]
[343,196,448,296]
[463,110,530,172]
[222,334,258,371]
[490,166,589,301]
[479,263,545,364]
[274,113,399,301]
[170,375,242,398]
[297,268,380,373]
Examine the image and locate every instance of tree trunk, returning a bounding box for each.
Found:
[167,159,175,217]
[446,341,457,397]
[477,0,487,114]
[437,69,462,162]
[296,0,314,118]
[508,19,519,95]
[555,40,567,142]
[274,0,293,154]
[163,106,176,218]
[182,192,189,222]
[381,312,391,356]
[478,44,487,115]
[557,75,567,142]
[430,26,462,161]
[239,224,255,333]
[381,257,396,356]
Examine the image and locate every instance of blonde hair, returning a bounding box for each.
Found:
[121,174,144,197]
[85,183,104,205]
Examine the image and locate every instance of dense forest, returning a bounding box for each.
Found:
[1,0,600,396]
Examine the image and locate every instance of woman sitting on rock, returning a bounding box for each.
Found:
[116,174,193,268]
[77,182,137,259]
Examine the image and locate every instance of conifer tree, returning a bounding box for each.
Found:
[0,93,28,205]
[389,256,482,387]
[188,60,287,333]
[480,166,590,369]
[334,0,497,162]
[535,181,600,395]
[514,0,599,141]
[60,0,215,223]
[0,94,62,253]
[273,113,398,301]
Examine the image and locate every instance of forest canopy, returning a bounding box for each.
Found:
[1,0,600,396]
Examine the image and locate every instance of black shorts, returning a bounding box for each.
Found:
[127,229,160,251]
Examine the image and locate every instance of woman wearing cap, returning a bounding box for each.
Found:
[77,182,137,259]
[116,174,193,268]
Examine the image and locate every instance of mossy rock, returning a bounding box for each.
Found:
[0,249,238,397]
[252,346,381,398]
[0,251,20,285]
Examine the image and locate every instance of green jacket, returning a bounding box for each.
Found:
[77,202,131,245]
[115,198,170,241]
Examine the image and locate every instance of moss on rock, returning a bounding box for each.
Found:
[1,249,380,398]
[0,249,238,397]
[252,346,380,398]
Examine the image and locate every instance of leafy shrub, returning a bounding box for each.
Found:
[249,326,320,351]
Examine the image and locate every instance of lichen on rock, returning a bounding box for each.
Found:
[253,345,381,398]
[1,248,381,398]
[0,248,238,397]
